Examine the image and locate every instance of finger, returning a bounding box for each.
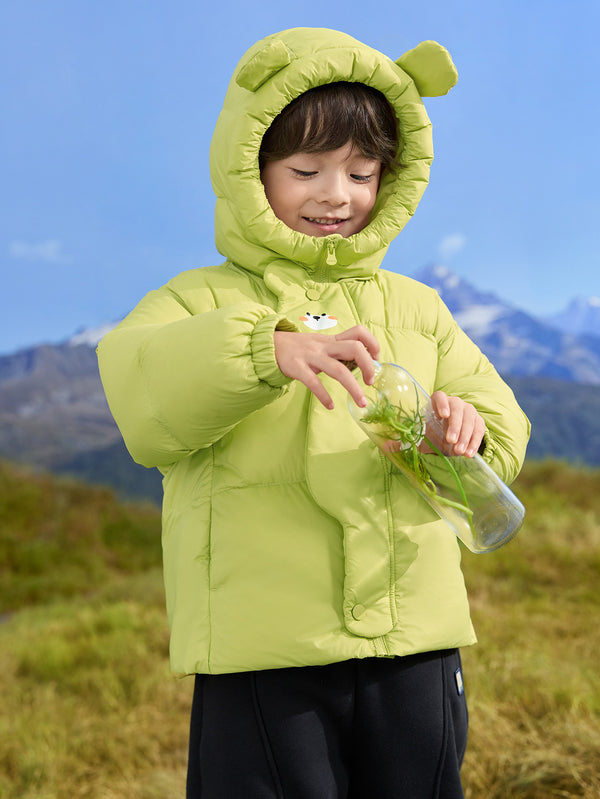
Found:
[297,350,369,410]
[451,402,481,455]
[323,338,376,377]
[356,328,380,362]
[352,342,378,386]
[317,358,368,408]
[443,398,465,447]
[334,346,376,388]
[295,365,336,410]
[335,326,380,363]
[464,416,486,458]
[430,391,451,419]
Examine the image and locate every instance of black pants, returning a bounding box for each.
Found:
[187,649,468,798]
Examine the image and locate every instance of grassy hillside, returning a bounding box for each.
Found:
[507,376,600,466]
[460,462,600,797]
[1,459,599,798]
[0,461,162,613]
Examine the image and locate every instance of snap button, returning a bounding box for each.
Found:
[306,288,321,301]
[351,603,366,620]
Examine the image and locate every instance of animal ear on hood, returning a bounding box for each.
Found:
[395,41,458,97]
[236,39,293,91]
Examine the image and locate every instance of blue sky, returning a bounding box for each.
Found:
[1,0,599,354]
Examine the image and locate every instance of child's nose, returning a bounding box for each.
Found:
[320,174,349,206]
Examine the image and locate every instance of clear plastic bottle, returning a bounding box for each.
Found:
[348,361,525,553]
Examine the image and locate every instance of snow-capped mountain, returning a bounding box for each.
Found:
[413,265,600,386]
[544,296,600,338]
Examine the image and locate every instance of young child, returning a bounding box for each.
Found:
[98,28,529,798]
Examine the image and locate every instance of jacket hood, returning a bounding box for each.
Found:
[210,28,457,280]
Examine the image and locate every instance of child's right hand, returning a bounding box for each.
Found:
[274,326,380,410]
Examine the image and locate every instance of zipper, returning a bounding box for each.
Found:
[325,238,337,266]
[314,237,338,281]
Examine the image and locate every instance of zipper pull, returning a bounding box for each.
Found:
[326,239,337,266]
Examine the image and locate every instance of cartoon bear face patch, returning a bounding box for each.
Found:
[300,312,338,330]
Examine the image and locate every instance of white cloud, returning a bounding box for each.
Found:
[438,233,467,261]
[9,239,69,263]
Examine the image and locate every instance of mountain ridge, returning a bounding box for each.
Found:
[1,266,599,501]
[544,295,600,338]
[413,265,600,385]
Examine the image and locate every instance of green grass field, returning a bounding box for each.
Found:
[1,459,598,798]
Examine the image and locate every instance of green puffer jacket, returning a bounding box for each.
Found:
[98,28,530,676]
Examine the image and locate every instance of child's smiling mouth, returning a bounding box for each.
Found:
[303,216,349,234]
[304,217,347,225]
[302,216,351,236]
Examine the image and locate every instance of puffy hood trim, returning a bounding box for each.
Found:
[210,28,457,280]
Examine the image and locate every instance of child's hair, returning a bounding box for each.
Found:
[259,82,400,172]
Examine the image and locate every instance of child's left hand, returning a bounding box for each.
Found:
[426,392,486,458]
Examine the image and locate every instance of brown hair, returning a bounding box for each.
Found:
[259,82,400,172]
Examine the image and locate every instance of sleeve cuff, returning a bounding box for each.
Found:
[250,314,299,388]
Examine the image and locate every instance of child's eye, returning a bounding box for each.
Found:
[350,174,374,183]
[292,169,317,178]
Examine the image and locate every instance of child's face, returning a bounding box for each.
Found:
[261,143,381,238]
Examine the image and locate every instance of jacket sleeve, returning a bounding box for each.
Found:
[97,284,298,469]
[432,295,531,485]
